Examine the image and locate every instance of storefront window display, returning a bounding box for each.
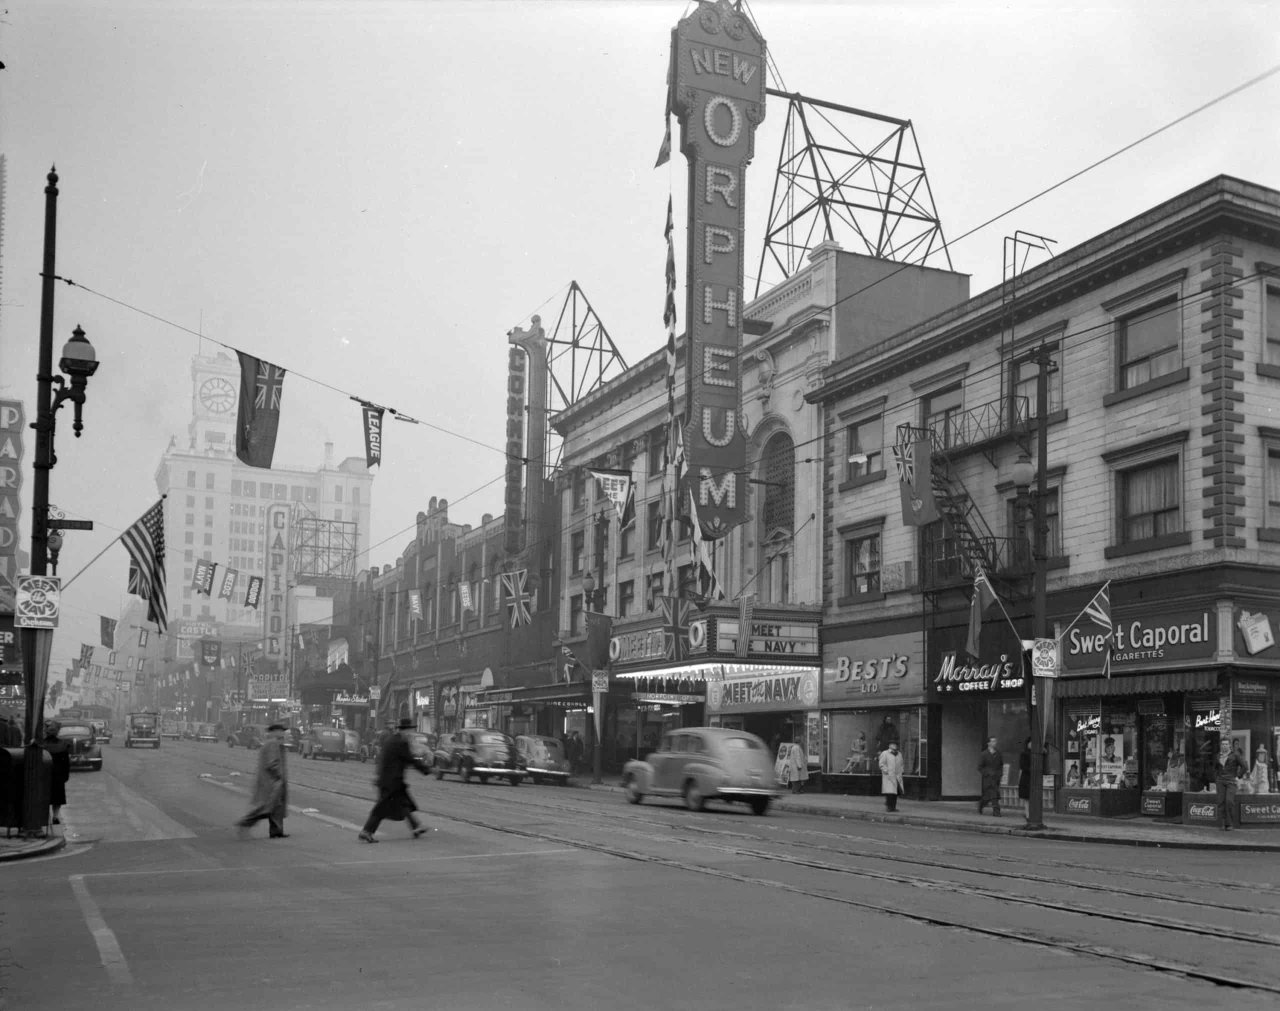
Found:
[1187,696,1221,793]
[1230,678,1280,794]
[827,707,927,777]
[1064,704,1137,789]
[1140,708,1184,791]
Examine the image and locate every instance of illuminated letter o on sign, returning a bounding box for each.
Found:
[703,95,743,147]
[608,638,621,663]
[688,619,707,650]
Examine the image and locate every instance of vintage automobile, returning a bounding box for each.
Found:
[58,722,104,772]
[160,718,181,741]
[515,734,571,785]
[405,731,437,761]
[227,725,264,749]
[89,719,112,744]
[343,729,363,762]
[432,728,523,785]
[196,723,219,743]
[301,726,347,761]
[622,727,780,816]
[124,711,161,749]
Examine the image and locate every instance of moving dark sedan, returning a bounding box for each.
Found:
[433,729,523,786]
[58,722,104,772]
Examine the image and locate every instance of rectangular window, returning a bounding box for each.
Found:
[185,513,194,526]
[647,431,664,478]
[1266,285,1280,366]
[596,521,609,562]
[187,471,196,488]
[1007,488,1063,564]
[846,416,884,481]
[646,572,665,610]
[1011,343,1063,418]
[291,486,303,502]
[1267,447,1280,529]
[305,487,317,504]
[1120,299,1180,389]
[334,509,342,521]
[205,473,215,490]
[1119,457,1180,543]
[184,531,194,545]
[920,519,964,586]
[205,496,214,510]
[204,515,213,528]
[569,594,584,636]
[844,531,881,597]
[231,480,242,496]
[572,471,587,510]
[333,485,343,502]
[924,384,964,449]
[646,502,662,552]
[570,531,585,574]
[618,580,635,618]
[620,518,635,559]
[203,533,213,546]
[243,481,255,498]
[275,484,287,499]
[352,487,361,506]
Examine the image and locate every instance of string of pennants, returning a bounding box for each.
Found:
[405,568,537,629]
[190,558,264,608]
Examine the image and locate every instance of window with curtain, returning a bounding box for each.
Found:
[1266,446,1280,529]
[845,416,883,481]
[1120,299,1180,389]
[844,531,881,596]
[1119,457,1180,542]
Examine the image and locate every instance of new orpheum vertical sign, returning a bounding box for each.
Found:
[671,0,765,539]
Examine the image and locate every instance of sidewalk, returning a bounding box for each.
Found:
[585,781,1280,852]
[0,827,66,863]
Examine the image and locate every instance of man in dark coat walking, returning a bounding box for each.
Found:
[359,717,432,843]
[237,723,289,838]
[41,720,71,828]
[977,736,1004,816]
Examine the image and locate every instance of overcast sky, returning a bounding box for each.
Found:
[3,0,1278,676]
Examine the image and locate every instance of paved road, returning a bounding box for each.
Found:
[3,739,1277,1011]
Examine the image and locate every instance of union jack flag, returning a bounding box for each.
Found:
[502,569,532,628]
[1080,581,1114,678]
[254,360,285,410]
[659,595,692,663]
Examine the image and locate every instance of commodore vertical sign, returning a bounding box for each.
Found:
[671,0,765,539]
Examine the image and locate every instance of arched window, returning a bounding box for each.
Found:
[759,432,795,604]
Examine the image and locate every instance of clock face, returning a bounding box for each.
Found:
[199,377,236,414]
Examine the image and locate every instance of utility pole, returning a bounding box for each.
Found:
[1025,343,1053,832]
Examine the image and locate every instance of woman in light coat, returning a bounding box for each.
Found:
[879,742,905,811]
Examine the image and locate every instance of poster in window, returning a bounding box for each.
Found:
[1097,734,1124,785]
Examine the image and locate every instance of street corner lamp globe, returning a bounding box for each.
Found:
[581,571,595,595]
[1011,452,1035,490]
[60,325,99,378]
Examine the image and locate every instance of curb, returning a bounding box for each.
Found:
[0,833,67,863]
[583,780,1280,852]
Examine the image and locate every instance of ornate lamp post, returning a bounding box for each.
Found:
[21,169,100,833]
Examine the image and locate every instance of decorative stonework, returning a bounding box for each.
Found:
[1197,238,1247,549]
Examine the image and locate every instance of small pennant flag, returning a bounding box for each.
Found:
[244,575,263,609]
[589,468,633,522]
[459,582,473,613]
[1080,581,1114,679]
[408,589,423,620]
[361,403,384,468]
[192,559,217,596]
[217,567,239,601]
[100,616,117,648]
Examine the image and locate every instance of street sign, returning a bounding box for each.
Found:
[1031,637,1059,677]
[47,518,94,531]
[591,670,608,693]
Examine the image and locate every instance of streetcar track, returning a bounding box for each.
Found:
[187,750,1280,994]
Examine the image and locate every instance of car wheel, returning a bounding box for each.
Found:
[477,774,489,785]
[460,762,473,784]
[92,761,103,772]
[749,796,771,816]
[434,760,445,780]
[683,780,705,812]
[624,775,644,805]
[510,776,521,787]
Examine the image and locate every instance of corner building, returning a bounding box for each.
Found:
[811,176,1280,828]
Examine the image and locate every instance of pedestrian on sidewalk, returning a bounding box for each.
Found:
[237,723,289,839]
[1214,739,1249,831]
[1018,738,1033,803]
[879,741,904,811]
[41,720,71,828]
[359,717,432,843]
[978,737,1004,816]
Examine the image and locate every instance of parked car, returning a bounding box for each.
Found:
[301,726,347,761]
[515,734,571,785]
[180,723,197,740]
[160,719,181,741]
[196,723,219,743]
[89,719,112,744]
[406,731,437,760]
[622,727,780,816]
[124,711,161,749]
[58,722,104,772]
[227,725,264,749]
[432,729,523,785]
[342,729,363,762]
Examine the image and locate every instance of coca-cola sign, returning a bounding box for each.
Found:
[1184,801,1219,823]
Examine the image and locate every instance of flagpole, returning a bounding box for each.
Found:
[1055,579,1112,642]
[60,530,127,591]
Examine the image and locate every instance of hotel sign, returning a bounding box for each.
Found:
[670,0,766,539]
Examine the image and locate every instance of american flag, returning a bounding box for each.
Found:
[121,498,168,635]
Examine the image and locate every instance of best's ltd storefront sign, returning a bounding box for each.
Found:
[1061,606,1214,673]
[821,630,924,705]
[706,668,819,714]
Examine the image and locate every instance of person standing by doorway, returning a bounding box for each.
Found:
[978,737,1004,816]
[359,717,432,843]
[879,741,904,811]
[1214,739,1249,831]
[237,723,290,839]
[41,720,71,829]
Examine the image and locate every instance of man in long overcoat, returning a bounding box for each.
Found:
[358,717,432,843]
[878,741,905,811]
[977,736,1004,816]
[237,723,289,838]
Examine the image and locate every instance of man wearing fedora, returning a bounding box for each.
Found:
[359,717,432,843]
[237,723,290,839]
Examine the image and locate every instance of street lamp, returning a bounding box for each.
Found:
[21,169,101,834]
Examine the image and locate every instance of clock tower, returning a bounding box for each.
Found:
[189,352,240,454]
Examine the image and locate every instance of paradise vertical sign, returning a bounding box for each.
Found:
[670,0,765,539]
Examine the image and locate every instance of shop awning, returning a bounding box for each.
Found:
[1054,669,1220,698]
